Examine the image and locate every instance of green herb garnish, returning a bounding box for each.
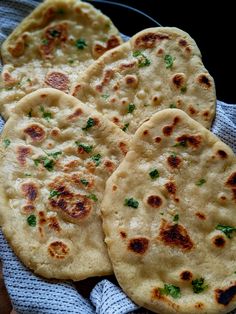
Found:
[133,50,151,67]
[173,214,179,222]
[57,8,65,14]
[45,151,62,159]
[122,123,129,132]
[159,284,181,299]
[91,154,102,166]
[24,173,32,177]
[75,142,93,153]
[124,198,139,208]
[164,55,175,69]
[173,140,187,148]
[68,59,74,64]
[34,156,55,171]
[127,103,136,113]
[49,190,61,199]
[27,214,36,227]
[101,94,109,100]
[76,38,87,49]
[170,151,177,158]
[149,169,159,180]
[82,117,96,131]
[86,194,98,202]
[80,178,89,186]
[42,39,48,45]
[40,106,52,122]
[49,29,60,38]
[216,224,236,239]
[192,278,208,294]
[180,86,187,93]
[196,178,206,186]
[169,103,176,108]
[3,139,11,148]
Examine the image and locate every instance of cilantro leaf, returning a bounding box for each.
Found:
[216,224,236,239]
[82,118,96,131]
[28,109,32,118]
[127,103,136,113]
[133,50,151,67]
[173,140,187,148]
[196,178,206,186]
[91,154,102,166]
[86,194,98,202]
[149,169,159,180]
[180,86,187,93]
[192,278,208,294]
[159,284,181,299]
[76,38,87,49]
[124,198,139,208]
[101,94,109,100]
[122,123,129,132]
[173,214,179,222]
[45,151,62,159]
[169,103,176,108]
[49,190,61,199]
[164,55,175,69]
[27,214,36,227]
[33,156,55,171]
[3,139,11,148]
[40,106,52,121]
[75,142,93,153]
[80,178,89,186]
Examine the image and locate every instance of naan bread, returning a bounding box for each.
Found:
[0,88,130,280]
[72,27,216,134]
[0,0,122,119]
[102,109,236,314]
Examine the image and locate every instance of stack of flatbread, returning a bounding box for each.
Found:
[1,1,236,313]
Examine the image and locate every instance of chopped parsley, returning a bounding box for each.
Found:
[68,59,74,64]
[122,123,129,132]
[75,142,93,153]
[86,194,98,202]
[101,94,110,100]
[27,214,36,227]
[133,50,151,67]
[49,190,61,199]
[216,224,236,239]
[80,178,89,186]
[91,154,102,166]
[127,103,136,113]
[34,156,54,171]
[76,38,87,49]
[169,103,176,108]
[173,140,187,148]
[124,198,139,208]
[192,278,208,294]
[180,86,187,93]
[170,151,177,158]
[149,169,159,180]
[40,106,52,122]
[159,284,181,299]
[24,173,32,177]
[45,151,62,159]
[173,214,179,222]
[164,55,175,69]
[3,139,11,148]
[196,178,206,186]
[82,117,96,131]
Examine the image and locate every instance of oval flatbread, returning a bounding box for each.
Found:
[102,109,236,314]
[0,88,130,280]
[72,27,216,133]
[0,0,122,119]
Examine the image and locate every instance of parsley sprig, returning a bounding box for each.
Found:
[192,278,208,294]
[159,284,181,299]
[216,224,236,239]
[124,198,139,208]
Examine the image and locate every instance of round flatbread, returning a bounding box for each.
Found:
[0,88,130,280]
[0,0,122,119]
[102,109,236,314]
[72,27,216,134]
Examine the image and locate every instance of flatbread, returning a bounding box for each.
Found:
[0,88,130,280]
[72,27,216,134]
[102,109,236,314]
[0,0,122,119]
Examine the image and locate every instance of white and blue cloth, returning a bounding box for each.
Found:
[0,1,235,313]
